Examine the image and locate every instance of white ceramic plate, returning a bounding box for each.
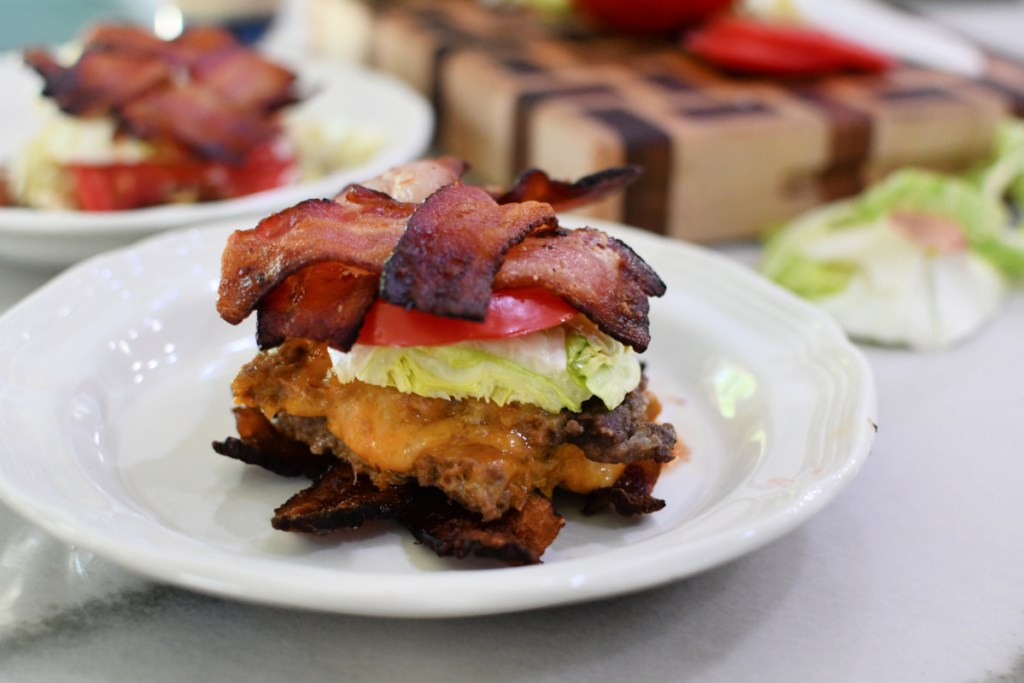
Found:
[0,52,433,268]
[0,218,876,618]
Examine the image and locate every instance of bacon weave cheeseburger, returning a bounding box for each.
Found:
[213,158,678,565]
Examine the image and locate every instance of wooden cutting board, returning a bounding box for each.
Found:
[310,0,1024,242]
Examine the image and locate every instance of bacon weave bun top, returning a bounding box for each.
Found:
[24,24,298,161]
[217,157,665,352]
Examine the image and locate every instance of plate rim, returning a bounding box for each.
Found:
[0,218,878,617]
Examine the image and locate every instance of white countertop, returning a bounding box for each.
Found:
[1,2,1023,682]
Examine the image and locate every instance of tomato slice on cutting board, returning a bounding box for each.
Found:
[684,17,895,77]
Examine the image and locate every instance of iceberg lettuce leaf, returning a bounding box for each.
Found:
[566,324,641,410]
[329,323,641,413]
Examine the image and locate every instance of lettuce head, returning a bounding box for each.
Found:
[762,169,1010,350]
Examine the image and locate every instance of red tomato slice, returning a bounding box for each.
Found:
[203,139,296,199]
[66,139,295,211]
[69,163,197,211]
[356,288,578,347]
[68,166,117,212]
[684,17,895,77]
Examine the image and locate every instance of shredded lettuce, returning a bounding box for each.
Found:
[328,322,641,413]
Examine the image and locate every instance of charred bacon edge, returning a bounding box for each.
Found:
[493,165,643,212]
[272,465,415,533]
[212,406,334,479]
[398,488,565,567]
[582,460,666,517]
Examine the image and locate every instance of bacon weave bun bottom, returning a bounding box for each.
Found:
[212,158,679,565]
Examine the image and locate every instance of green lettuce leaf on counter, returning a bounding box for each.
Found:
[328,321,641,414]
[969,118,1024,207]
[965,120,1024,277]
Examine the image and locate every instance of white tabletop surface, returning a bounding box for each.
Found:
[1,2,1023,682]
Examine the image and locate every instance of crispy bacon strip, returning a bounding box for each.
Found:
[256,263,378,351]
[582,460,666,516]
[224,208,664,351]
[380,184,558,319]
[493,166,642,212]
[212,407,334,478]
[217,189,414,324]
[120,83,280,161]
[272,471,563,564]
[192,47,298,112]
[272,465,415,533]
[398,488,565,566]
[24,48,171,116]
[496,228,665,352]
[218,155,477,332]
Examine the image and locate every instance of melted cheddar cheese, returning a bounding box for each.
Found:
[232,339,627,520]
